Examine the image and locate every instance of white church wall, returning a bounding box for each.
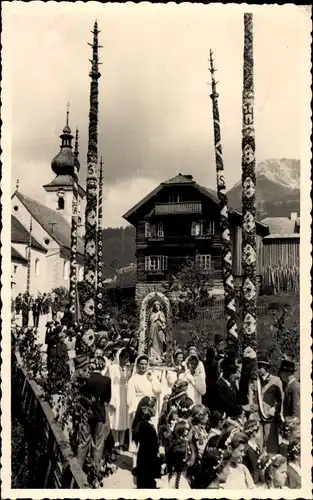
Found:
[11,243,47,296]
[11,260,27,299]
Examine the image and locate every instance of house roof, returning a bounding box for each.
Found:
[11,215,46,252]
[11,246,28,263]
[261,217,297,236]
[14,191,85,257]
[123,174,268,233]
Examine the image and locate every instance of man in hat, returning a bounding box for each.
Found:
[279,359,300,420]
[251,353,283,453]
[213,357,251,419]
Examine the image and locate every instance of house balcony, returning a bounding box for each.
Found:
[147,235,164,242]
[192,233,214,240]
[154,201,202,215]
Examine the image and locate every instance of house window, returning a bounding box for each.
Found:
[145,222,164,238]
[145,255,168,272]
[14,265,18,274]
[196,254,212,270]
[57,197,65,210]
[63,260,70,280]
[191,220,215,236]
[35,258,40,276]
[168,192,181,203]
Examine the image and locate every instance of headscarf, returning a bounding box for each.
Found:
[183,354,201,375]
[132,354,149,376]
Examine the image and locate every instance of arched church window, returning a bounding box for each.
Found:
[35,258,40,276]
[58,197,65,210]
[63,260,70,280]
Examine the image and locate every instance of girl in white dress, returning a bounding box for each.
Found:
[108,347,132,448]
[178,355,206,404]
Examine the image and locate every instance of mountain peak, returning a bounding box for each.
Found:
[256,158,300,189]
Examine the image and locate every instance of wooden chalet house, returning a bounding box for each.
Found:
[123,174,269,303]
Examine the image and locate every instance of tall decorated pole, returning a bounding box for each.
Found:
[96,157,104,327]
[69,127,80,322]
[241,13,258,390]
[83,21,102,336]
[209,50,238,356]
[26,216,33,295]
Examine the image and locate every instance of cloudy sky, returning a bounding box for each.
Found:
[3,3,310,227]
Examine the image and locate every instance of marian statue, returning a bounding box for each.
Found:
[147,301,167,361]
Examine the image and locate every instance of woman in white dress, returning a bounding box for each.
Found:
[178,355,206,405]
[127,354,162,475]
[108,347,132,449]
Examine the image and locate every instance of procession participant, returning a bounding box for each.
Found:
[207,410,225,442]
[286,438,301,489]
[213,357,245,418]
[200,445,231,489]
[185,343,205,379]
[219,428,255,489]
[127,354,162,428]
[279,416,300,458]
[15,293,22,315]
[21,293,30,327]
[279,359,300,420]
[188,404,210,488]
[251,354,284,453]
[108,347,132,449]
[46,324,71,389]
[258,453,287,489]
[63,326,76,376]
[131,396,161,489]
[178,354,206,404]
[176,394,194,421]
[243,419,262,485]
[167,420,193,489]
[76,356,111,471]
[127,354,161,471]
[203,346,219,409]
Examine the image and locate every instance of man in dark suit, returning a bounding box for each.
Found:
[279,359,300,420]
[76,356,112,470]
[213,357,251,419]
[32,298,41,328]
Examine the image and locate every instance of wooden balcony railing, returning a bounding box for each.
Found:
[11,352,89,489]
[155,201,202,215]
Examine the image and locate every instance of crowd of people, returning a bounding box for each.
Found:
[41,318,301,490]
[13,292,62,328]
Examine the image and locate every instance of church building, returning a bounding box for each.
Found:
[11,111,86,298]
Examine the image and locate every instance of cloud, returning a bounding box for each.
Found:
[4,3,310,226]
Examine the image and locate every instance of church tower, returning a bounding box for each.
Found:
[43,105,86,234]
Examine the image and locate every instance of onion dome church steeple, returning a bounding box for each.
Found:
[51,103,75,176]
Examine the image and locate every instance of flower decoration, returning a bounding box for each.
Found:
[82,329,95,347]
[86,241,96,256]
[84,298,95,316]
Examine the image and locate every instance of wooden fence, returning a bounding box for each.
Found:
[194,302,269,321]
[11,352,89,489]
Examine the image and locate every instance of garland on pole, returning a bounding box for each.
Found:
[69,128,79,321]
[26,216,32,294]
[241,13,258,385]
[96,156,104,327]
[209,50,238,356]
[83,21,102,337]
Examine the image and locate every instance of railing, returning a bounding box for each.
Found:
[155,201,202,215]
[11,352,89,489]
[194,302,268,320]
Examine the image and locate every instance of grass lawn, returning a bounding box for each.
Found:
[172,292,300,375]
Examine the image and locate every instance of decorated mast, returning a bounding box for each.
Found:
[69,127,80,321]
[209,50,238,355]
[26,216,33,295]
[241,13,258,388]
[83,20,102,335]
[96,156,104,326]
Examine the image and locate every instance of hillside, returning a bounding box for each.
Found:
[227,158,300,218]
[102,226,136,278]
